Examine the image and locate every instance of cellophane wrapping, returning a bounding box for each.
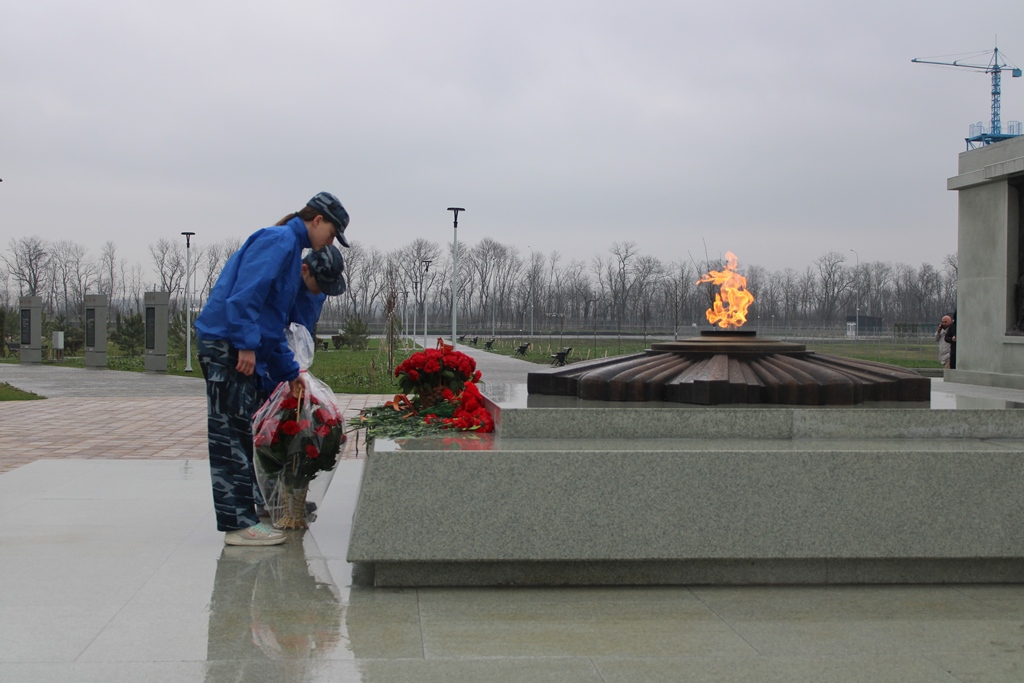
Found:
[252,325,345,529]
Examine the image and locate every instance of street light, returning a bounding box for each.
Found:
[488,256,497,338]
[422,259,432,349]
[850,249,859,341]
[448,207,464,348]
[411,280,419,350]
[181,231,195,372]
[588,298,598,349]
[401,290,409,349]
[527,246,535,338]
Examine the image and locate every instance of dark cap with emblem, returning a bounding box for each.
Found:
[303,244,346,296]
[306,191,350,247]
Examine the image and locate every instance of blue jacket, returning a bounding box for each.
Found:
[195,217,311,385]
[292,289,326,338]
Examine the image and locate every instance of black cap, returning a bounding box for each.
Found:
[306,191,350,247]
[304,245,346,296]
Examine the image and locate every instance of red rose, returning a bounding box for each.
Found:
[280,420,302,436]
[315,424,331,438]
[408,370,420,382]
[281,397,299,410]
[305,444,319,459]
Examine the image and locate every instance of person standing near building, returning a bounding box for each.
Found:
[936,315,952,369]
[945,313,957,370]
[195,192,350,546]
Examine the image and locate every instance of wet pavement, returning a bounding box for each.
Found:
[1,358,1024,681]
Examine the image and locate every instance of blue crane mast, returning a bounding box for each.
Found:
[913,46,1022,149]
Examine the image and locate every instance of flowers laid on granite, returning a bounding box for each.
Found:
[357,348,493,440]
[395,348,482,408]
[252,325,346,529]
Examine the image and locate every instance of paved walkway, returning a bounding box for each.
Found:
[0,347,536,473]
[0,364,394,474]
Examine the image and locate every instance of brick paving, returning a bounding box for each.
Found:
[0,393,394,474]
[0,345,535,474]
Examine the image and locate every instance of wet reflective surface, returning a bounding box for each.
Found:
[3,448,1024,681]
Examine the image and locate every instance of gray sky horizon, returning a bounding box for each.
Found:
[2,0,1021,276]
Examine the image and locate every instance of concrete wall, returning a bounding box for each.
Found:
[348,407,1024,586]
[947,136,1024,389]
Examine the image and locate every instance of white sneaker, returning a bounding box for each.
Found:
[224,522,286,546]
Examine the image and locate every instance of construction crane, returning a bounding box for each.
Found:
[913,46,1022,149]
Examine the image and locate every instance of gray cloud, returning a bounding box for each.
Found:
[1,0,1019,274]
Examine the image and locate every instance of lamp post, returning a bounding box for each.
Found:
[411,280,419,350]
[422,260,432,349]
[181,231,195,372]
[527,246,535,338]
[489,257,497,338]
[448,207,464,348]
[850,249,859,341]
[401,290,409,349]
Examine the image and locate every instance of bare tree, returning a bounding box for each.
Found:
[608,241,639,338]
[814,251,850,324]
[149,239,185,310]
[47,240,95,322]
[3,237,49,296]
[633,254,665,344]
[99,241,119,306]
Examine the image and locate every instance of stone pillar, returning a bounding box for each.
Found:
[84,294,108,368]
[18,296,43,364]
[946,135,1024,389]
[143,291,169,373]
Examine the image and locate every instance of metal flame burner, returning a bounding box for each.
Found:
[527,330,930,405]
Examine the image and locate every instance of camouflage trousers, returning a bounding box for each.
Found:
[197,338,267,532]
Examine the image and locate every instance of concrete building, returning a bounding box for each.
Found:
[947,135,1024,389]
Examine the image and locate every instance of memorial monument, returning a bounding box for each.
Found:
[84,294,108,368]
[18,296,42,364]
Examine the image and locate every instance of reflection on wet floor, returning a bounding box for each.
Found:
[206,535,343,677]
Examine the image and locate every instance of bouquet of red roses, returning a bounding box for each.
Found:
[252,326,345,529]
[395,348,482,408]
[359,380,495,439]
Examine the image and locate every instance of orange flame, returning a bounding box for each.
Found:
[696,251,755,329]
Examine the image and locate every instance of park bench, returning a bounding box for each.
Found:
[331,334,346,349]
[436,337,454,353]
[470,336,479,346]
[457,334,467,343]
[318,339,329,351]
[2,342,19,358]
[514,342,530,357]
[551,346,572,367]
[483,339,495,351]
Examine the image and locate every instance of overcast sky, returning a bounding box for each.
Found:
[2,1,1022,275]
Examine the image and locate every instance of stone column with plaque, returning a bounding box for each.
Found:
[143,291,169,372]
[18,296,43,364]
[84,294,108,368]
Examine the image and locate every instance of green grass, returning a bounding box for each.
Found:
[0,340,412,394]
[477,335,941,369]
[308,341,411,394]
[0,382,44,400]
